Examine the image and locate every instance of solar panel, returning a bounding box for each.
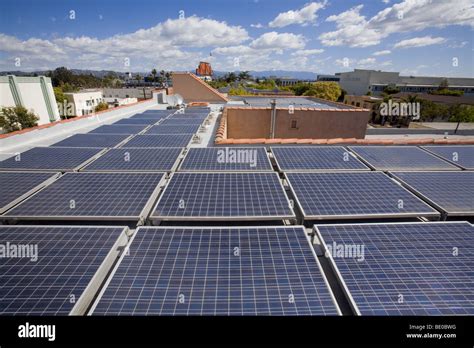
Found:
[82,148,183,172]
[4,172,165,221]
[50,134,131,148]
[169,113,208,120]
[130,113,169,119]
[0,225,128,315]
[421,145,474,170]
[286,172,439,220]
[112,118,159,125]
[315,222,474,315]
[151,172,294,221]
[390,171,474,216]
[0,147,104,171]
[0,172,59,214]
[142,110,174,114]
[88,124,148,134]
[121,134,193,148]
[159,118,204,125]
[349,146,459,171]
[91,226,340,315]
[272,146,370,171]
[180,147,272,171]
[145,125,200,134]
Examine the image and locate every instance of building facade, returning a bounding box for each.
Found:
[64,90,104,116]
[103,87,154,100]
[0,75,60,125]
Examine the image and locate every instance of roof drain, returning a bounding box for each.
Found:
[270,98,277,138]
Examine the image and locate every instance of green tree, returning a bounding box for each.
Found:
[135,74,141,85]
[151,69,157,85]
[94,102,109,113]
[302,82,341,101]
[238,71,251,81]
[0,106,39,133]
[448,104,474,133]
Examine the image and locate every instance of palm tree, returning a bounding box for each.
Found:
[135,74,141,86]
[151,69,157,86]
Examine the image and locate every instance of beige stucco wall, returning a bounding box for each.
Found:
[225,107,370,139]
[172,72,228,103]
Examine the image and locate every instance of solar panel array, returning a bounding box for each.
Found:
[4,172,165,220]
[83,148,182,172]
[349,146,459,171]
[151,173,294,221]
[0,147,103,171]
[0,225,127,315]
[180,147,272,171]
[391,171,474,216]
[112,118,159,125]
[316,222,474,315]
[121,134,193,148]
[286,172,439,220]
[88,124,148,134]
[0,172,59,214]
[272,146,369,171]
[422,145,474,170]
[92,226,339,315]
[160,118,204,125]
[145,125,200,134]
[50,134,130,148]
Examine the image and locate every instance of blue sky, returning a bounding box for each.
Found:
[0,0,472,76]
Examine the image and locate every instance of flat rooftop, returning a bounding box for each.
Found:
[229,96,351,109]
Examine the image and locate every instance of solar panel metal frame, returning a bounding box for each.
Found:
[112,118,160,126]
[81,147,184,173]
[119,134,193,148]
[0,147,107,172]
[389,171,474,217]
[88,124,150,135]
[0,171,61,214]
[0,225,129,315]
[50,134,133,148]
[150,172,296,222]
[145,125,200,135]
[271,146,370,172]
[178,147,273,172]
[314,221,474,316]
[284,171,440,221]
[89,225,342,316]
[421,145,474,170]
[348,145,460,171]
[2,172,167,222]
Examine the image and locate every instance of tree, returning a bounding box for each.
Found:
[438,78,449,90]
[383,85,400,94]
[302,82,341,101]
[449,105,474,133]
[0,106,39,133]
[238,71,251,81]
[135,74,141,85]
[94,102,109,113]
[151,69,157,85]
[225,72,237,83]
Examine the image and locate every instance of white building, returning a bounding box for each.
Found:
[0,75,60,125]
[64,90,104,116]
[337,69,474,96]
[104,97,138,107]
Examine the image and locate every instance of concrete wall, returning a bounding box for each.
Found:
[172,72,228,103]
[225,107,370,139]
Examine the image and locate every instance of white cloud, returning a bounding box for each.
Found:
[319,0,474,47]
[269,1,327,28]
[393,36,446,49]
[249,32,306,50]
[250,23,263,28]
[291,49,324,56]
[372,50,391,56]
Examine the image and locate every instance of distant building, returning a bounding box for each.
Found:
[64,90,104,116]
[338,69,474,96]
[275,77,315,87]
[103,87,154,100]
[104,97,138,107]
[196,62,213,81]
[0,75,59,125]
[317,74,340,82]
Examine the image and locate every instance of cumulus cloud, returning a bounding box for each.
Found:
[372,50,391,56]
[249,32,306,50]
[269,1,327,28]
[291,49,324,56]
[319,0,474,47]
[393,36,446,49]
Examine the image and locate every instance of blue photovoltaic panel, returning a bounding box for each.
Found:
[422,146,474,170]
[4,172,165,220]
[180,147,272,171]
[92,226,339,315]
[272,146,369,171]
[83,148,182,172]
[391,171,474,216]
[151,172,294,220]
[0,172,58,214]
[286,172,439,220]
[316,222,474,315]
[145,125,200,134]
[349,146,459,171]
[0,225,127,315]
[130,113,169,119]
[142,110,174,114]
[0,147,103,171]
[50,134,130,148]
[160,118,203,125]
[121,134,193,148]
[88,124,148,134]
[112,118,158,125]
